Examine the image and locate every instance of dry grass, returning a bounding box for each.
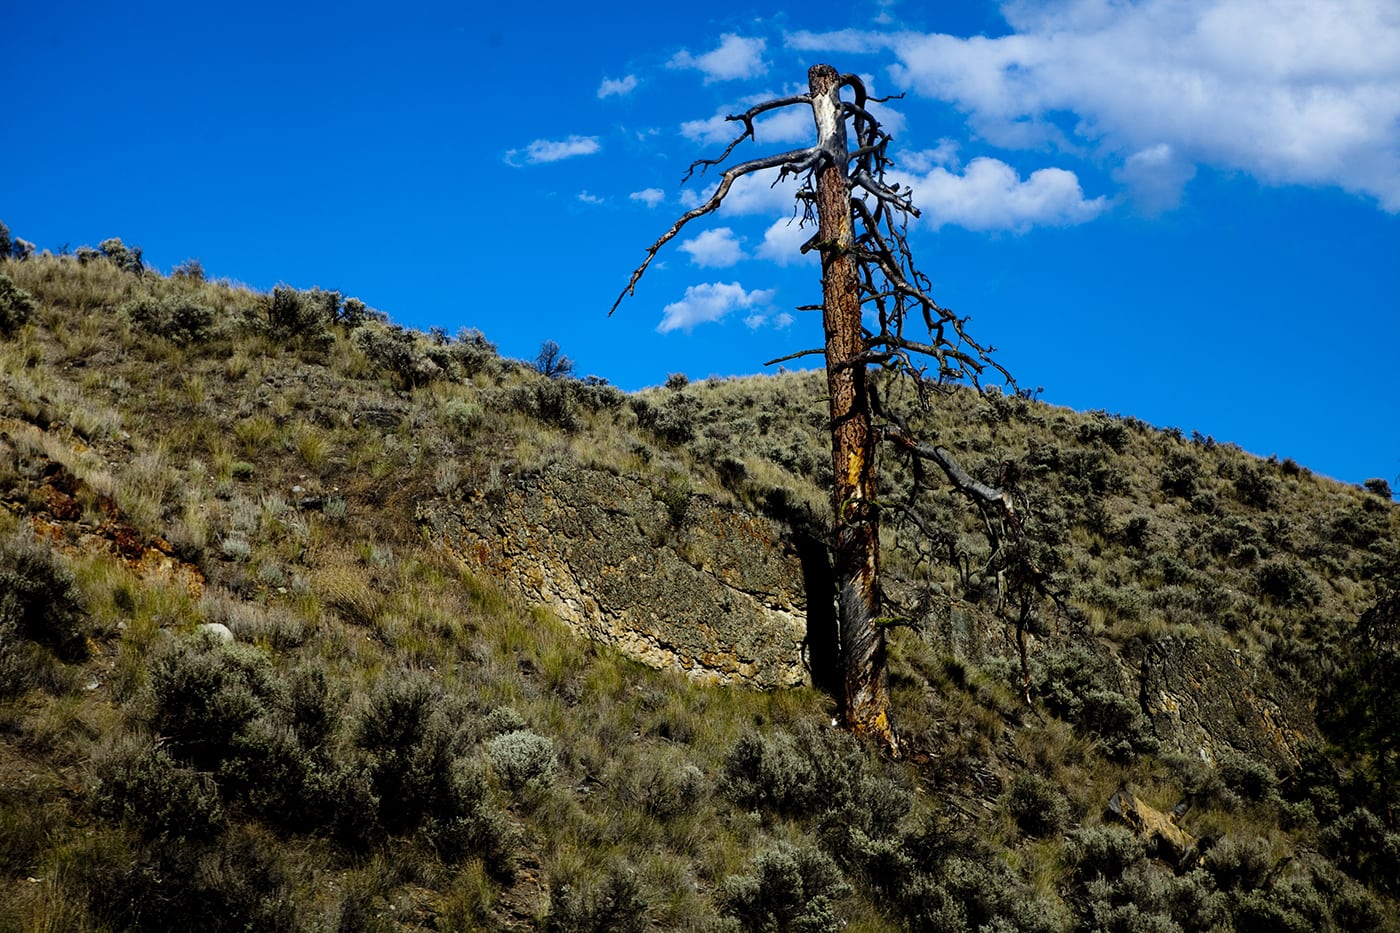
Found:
[2,251,1397,932]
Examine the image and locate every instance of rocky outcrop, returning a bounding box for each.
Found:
[1128,635,1315,769]
[419,465,812,688]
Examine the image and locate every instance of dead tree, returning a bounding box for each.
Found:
[612,64,1016,752]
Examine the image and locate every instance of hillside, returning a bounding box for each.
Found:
[2,238,1398,932]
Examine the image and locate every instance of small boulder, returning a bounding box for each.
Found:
[1106,788,1197,868]
[195,622,235,644]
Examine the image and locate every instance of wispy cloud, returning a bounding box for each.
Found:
[629,188,665,207]
[681,92,816,148]
[785,28,884,54]
[679,227,745,267]
[892,157,1107,233]
[793,1,1400,211]
[669,34,768,83]
[680,171,804,217]
[597,75,639,99]
[657,281,774,333]
[504,135,601,166]
[745,310,794,330]
[756,218,818,266]
[577,191,605,205]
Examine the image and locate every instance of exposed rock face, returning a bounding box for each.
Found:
[1128,636,1315,769]
[419,465,812,688]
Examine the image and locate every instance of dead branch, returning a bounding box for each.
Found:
[610,146,821,316]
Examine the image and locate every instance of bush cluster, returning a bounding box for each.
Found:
[1004,770,1073,838]
[352,321,442,388]
[351,670,513,868]
[1032,646,1159,761]
[93,642,513,878]
[632,390,700,445]
[0,530,88,696]
[719,726,1064,931]
[719,841,848,932]
[0,272,36,336]
[262,285,339,345]
[547,866,649,933]
[722,723,909,840]
[121,294,216,344]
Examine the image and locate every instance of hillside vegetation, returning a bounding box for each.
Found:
[1,233,1398,932]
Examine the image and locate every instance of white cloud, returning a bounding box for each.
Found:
[681,91,816,148]
[669,34,769,82]
[744,310,795,330]
[577,191,604,205]
[793,1,1400,211]
[785,28,885,54]
[680,170,806,217]
[657,282,775,333]
[630,188,665,207]
[754,106,815,145]
[504,135,601,166]
[756,217,818,265]
[893,156,1107,232]
[598,74,639,98]
[1113,144,1198,214]
[680,112,739,148]
[679,227,745,267]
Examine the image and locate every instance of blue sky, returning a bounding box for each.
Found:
[4,0,1397,489]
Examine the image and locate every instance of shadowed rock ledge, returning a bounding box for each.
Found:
[419,465,812,688]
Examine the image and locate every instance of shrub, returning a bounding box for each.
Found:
[532,379,582,431]
[633,761,706,820]
[262,285,334,345]
[665,372,690,390]
[1234,462,1279,510]
[352,321,440,387]
[451,327,499,377]
[722,723,909,843]
[0,529,88,662]
[1160,450,1200,499]
[1363,477,1393,499]
[85,825,300,933]
[171,258,205,281]
[1256,560,1320,607]
[99,237,144,274]
[0,271,36,335]
[354,671,461,831]
[91,737,226,843]
[1204,834,1273,892]
[720,841,849,933]
[547,865,649,933]
[535,339,575,379]
[1067,825,1145,883]
[145,635,283,771]
[486,729,558,792]
[444,398,486,437]
[1033,647,1158,761]
[1218,754,1280,805]
[351,670,511,869]
[1320,808,1400,893]
[121,294,215,344]
[1005,770,1072,838]
[633,390,700,444]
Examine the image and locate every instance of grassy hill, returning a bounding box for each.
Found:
[1,237,1398,931]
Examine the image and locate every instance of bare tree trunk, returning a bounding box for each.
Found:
[808,64,895,752]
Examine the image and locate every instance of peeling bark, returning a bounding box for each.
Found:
[810,64,895,751]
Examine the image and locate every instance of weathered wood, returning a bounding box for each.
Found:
[809,63,895,752]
